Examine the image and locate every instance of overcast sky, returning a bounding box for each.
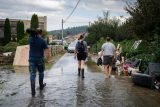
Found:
[0,0,136,31]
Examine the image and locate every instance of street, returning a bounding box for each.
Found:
[0,53,160,107]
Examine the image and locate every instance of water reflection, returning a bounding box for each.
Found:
[28,90,45,107]
[1,53,160,107]
[86,58,102,73]
[76,78,87,106]
[13,66,29,74]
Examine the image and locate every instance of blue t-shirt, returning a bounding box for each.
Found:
[29,36,48,59]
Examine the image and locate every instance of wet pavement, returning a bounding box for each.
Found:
[0,53,160,107]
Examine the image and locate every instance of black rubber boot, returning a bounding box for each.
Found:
[81,69,85,78]
[78,68,81,76]
[39,79,46,90]
[31,80,36,97]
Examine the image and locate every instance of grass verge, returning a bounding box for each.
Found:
[45,52,65,70]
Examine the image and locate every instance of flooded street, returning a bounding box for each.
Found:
[0,53,160,107]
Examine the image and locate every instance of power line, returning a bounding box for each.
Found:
[64,0,81,22]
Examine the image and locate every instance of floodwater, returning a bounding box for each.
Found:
[0,53,160,107]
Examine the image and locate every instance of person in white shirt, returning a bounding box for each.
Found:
[100,37,116,78]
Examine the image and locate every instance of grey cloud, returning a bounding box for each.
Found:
[0,0,73,17]
[0,0,75,30]
[79,0,135,14]
[0,0,136,30]
[0,0,135,18]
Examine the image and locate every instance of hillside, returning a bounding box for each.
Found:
[48,26,88,38]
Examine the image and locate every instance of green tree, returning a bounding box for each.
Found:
[16,21,21,42]
[86,12,123,53]
[3,42,18,52]
[125,0,160,40]
[31,14,39,29]
[20,21,25,38]
[125,0,160,63]
[42,30,48,39]
[117,18,136,40]
[57,33,62,39]
[86,11,120,45]
[18,33,28,45]
[47,36,49,44]
[4,18,11,45]
[17,21,25,42]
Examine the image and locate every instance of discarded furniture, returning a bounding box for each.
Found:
[128,59,142,75]
[132,62,160,89]
[123,59,141,76]
[115,60,123,75]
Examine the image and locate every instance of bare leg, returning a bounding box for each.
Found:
[78,61,81,68]
[81,60,85,78]
[81,60,85,69]
[78,61,81,76]
[104,65,109,78]
[108,65,112,78]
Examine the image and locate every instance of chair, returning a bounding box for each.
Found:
[128,59,142,75]
[123,59,141,75]
[132,62,160,89]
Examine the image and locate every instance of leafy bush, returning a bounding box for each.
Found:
[90,37,106,53]
[18,36,28,45]
[117,39,135,57]
[90,38,134,54]
[3,42,18,52]
[0,46,3,53]
[152,48,160,63]
[49,42,56,45]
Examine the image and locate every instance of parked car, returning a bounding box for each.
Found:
[67,40,77,53]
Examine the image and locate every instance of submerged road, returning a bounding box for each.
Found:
[0,53,160,107]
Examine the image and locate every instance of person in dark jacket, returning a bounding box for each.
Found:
[27,28,49,97]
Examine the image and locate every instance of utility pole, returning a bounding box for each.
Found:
[62,19,64,45]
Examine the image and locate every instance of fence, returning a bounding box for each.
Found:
[0,45,64,66]
[0,55,14,65]
[49,45,64,56]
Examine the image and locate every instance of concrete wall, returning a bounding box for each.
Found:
[13,45,64,66]
[13,45,29,66]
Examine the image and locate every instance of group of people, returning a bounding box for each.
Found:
[74,35,118,79]
[28,28,118,97]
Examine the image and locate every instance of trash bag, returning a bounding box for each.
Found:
[97,57,102,66]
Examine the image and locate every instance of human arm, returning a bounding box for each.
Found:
[98,44,104,58]
[44,48,50,63]
[74,42,78,59]
[43,40,50,63]
[84,41,88,57]
[98,51,103,58]
[113,45,117,61]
